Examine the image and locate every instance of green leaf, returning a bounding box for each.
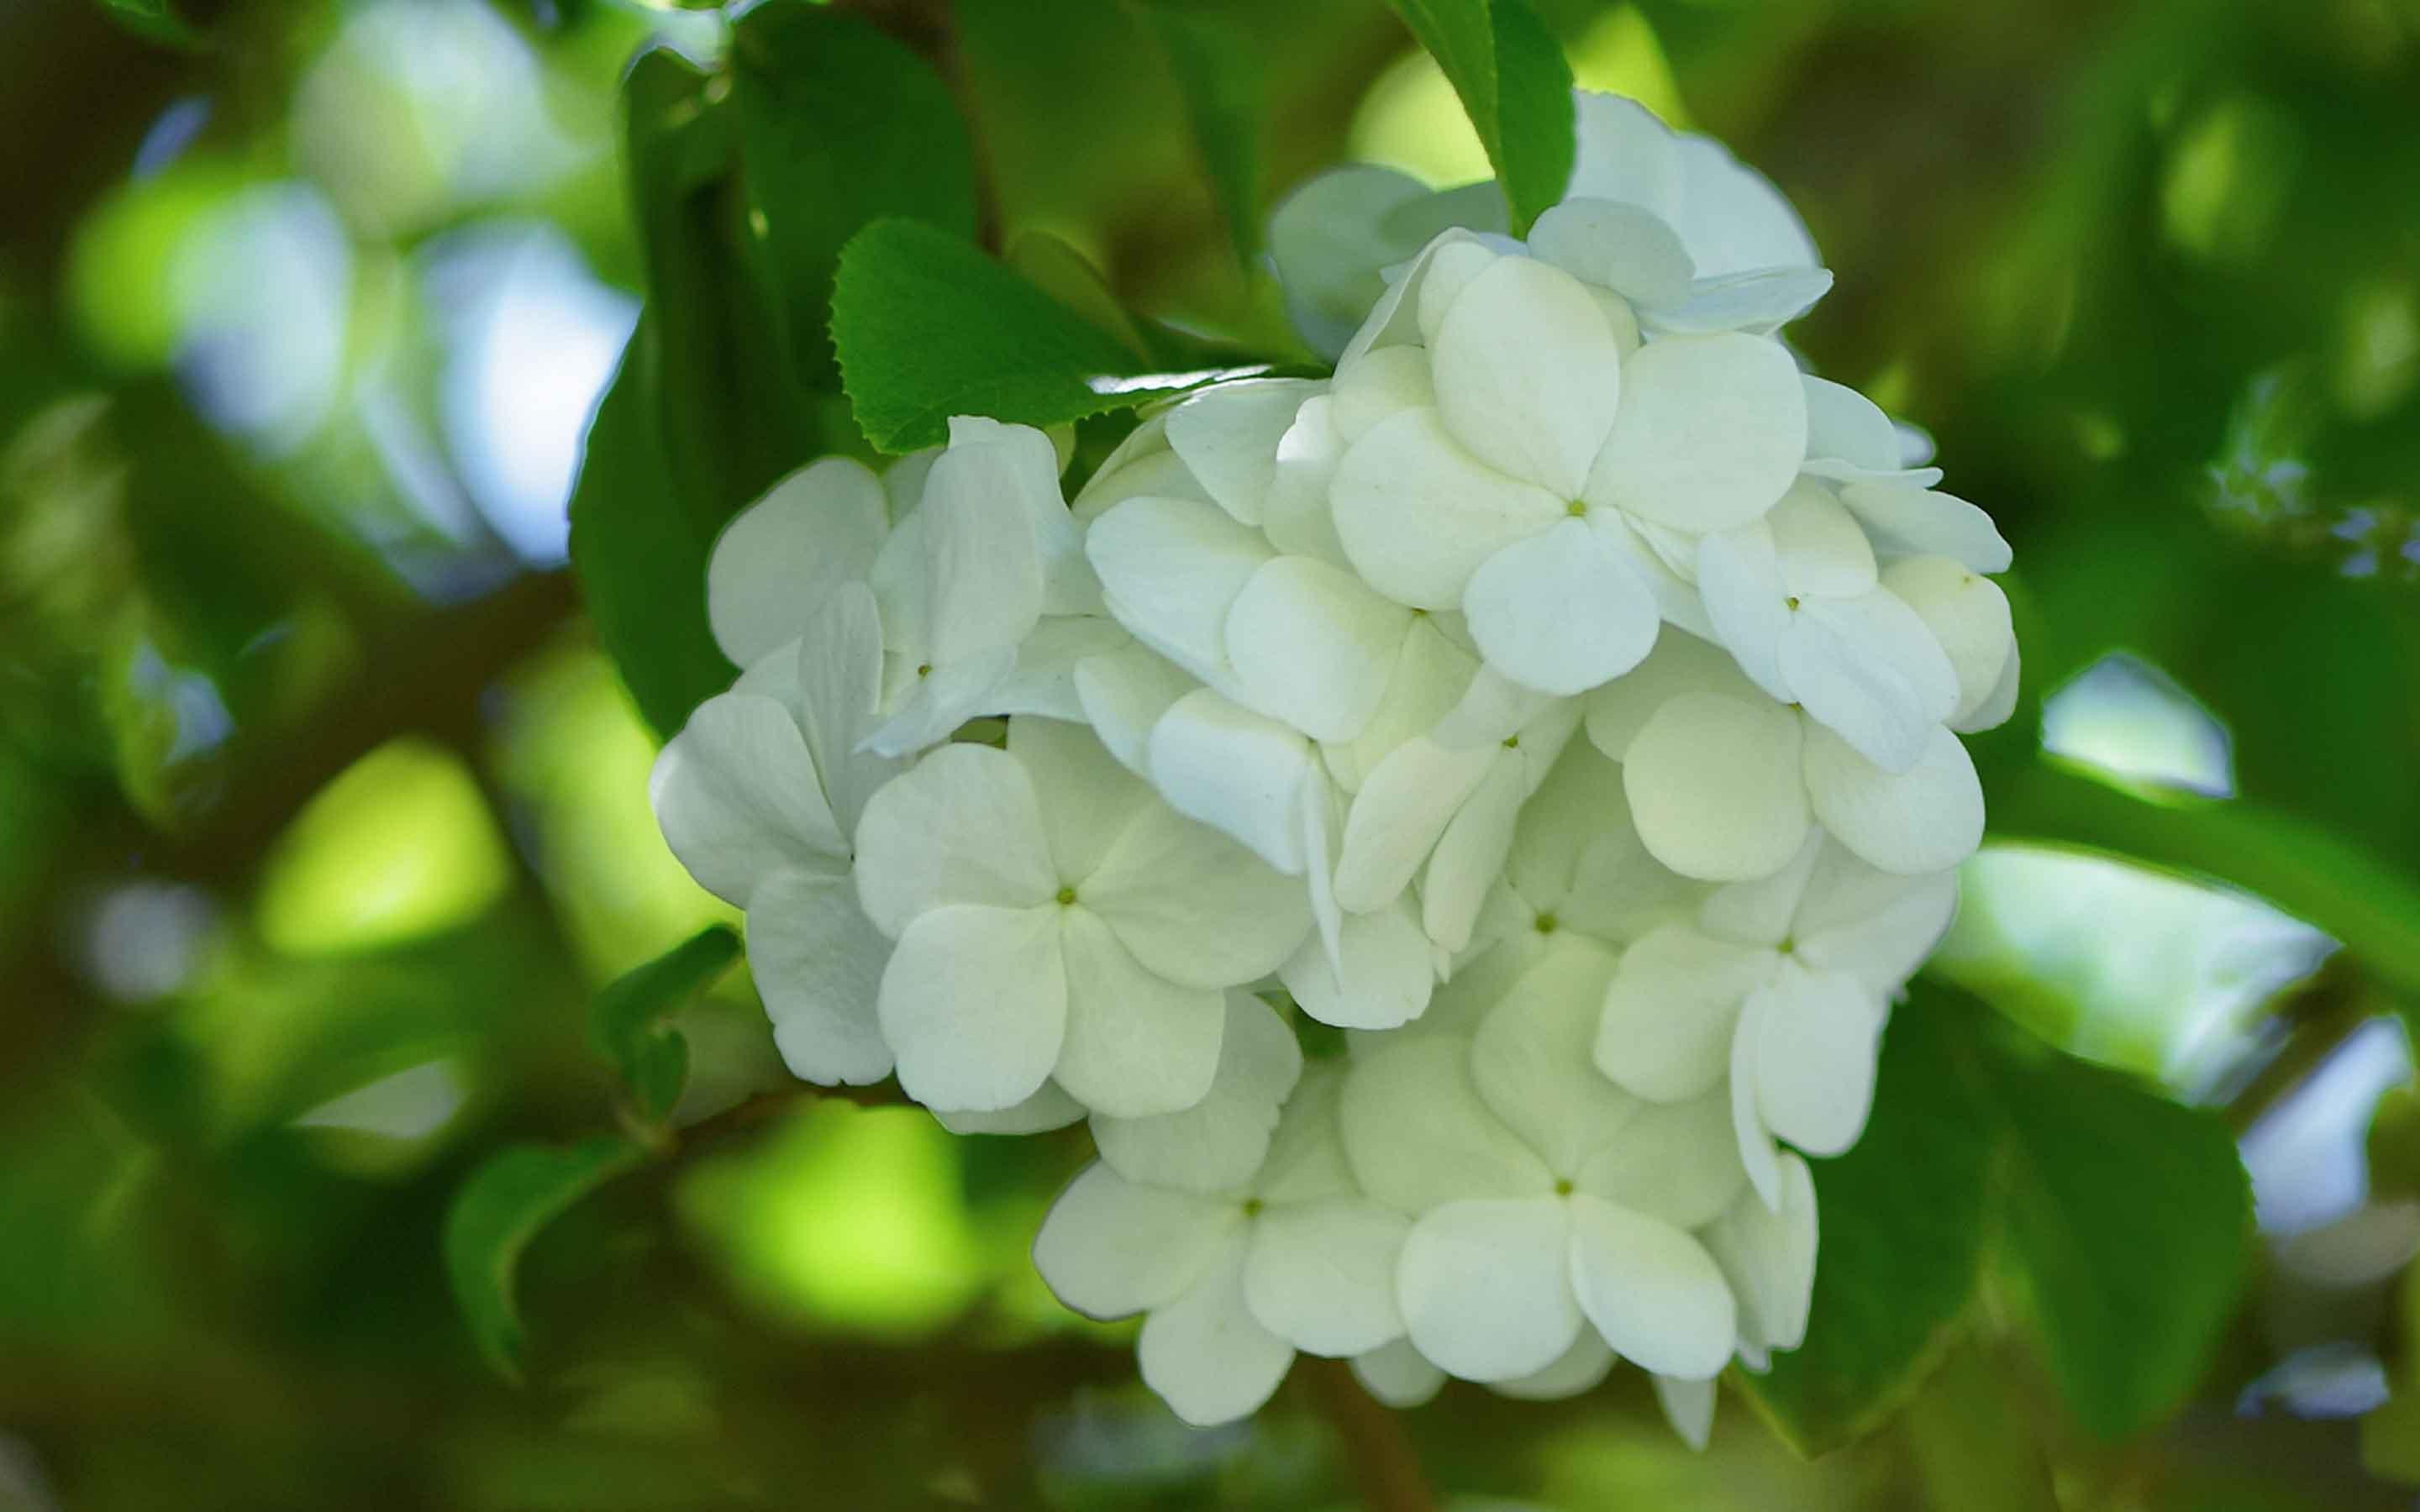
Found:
[1741,995,1994,1454]
[93,0,200,46]
[1981,1029,2252,1439]
[1902,1345,2062,1511]
[1134,3,1264,268]
[565,323,734,742]
[730,3,978,391]
[587,925,741,1124]
[832,218,1190,454]
[1385,0,1575,234]
[443,1135,648,1384]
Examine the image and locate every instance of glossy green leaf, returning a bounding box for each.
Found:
[443,1135,648,1384]
[1134,3,1264,268]
[1982,1030,2252,1440]
[730,2,978,391]
[1384,0,1574,234]
[832,218,1188,453]
[587,925,740,1124]
[1741,995,1994,1454]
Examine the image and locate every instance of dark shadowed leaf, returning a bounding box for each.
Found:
[443,1135,648,1384]
[588,924,740,1124]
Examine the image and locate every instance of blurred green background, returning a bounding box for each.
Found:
[3,0,2419,1506]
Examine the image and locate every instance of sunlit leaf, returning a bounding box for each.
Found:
[832,218,1189,453]
[1384,0,1574,234]
[444,1135,648,1385]
[588,924,740,1124]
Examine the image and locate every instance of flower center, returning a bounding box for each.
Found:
[1241,1197,1263,1219]
[1055,885,1077,906]
[1534,911,1559,935]
[1565,499,1588,517]
[1553,1178,1575,1197]
[915,662,933,679]
[1784,596,1802,612]
[1501,734,1519,749]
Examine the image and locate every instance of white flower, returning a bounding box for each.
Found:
[1598,835,1955,1205]
[703,455,895,669]
[1328,239,1809,698]
[860,417,1100,756]
[649,583,899,1086]
[1339,947,1747,1383]
[1033,1064,1413,1426]
[852,716,1310,1117]
[1588,630,1987,880]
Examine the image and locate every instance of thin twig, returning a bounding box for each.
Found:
[1297,1357,1437,1512]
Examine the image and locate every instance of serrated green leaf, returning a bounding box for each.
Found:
[1385,0,1575,234]
[1134,3,1264,269]
[1983,1030,2252,1440]
[832,218,1190,454]
[730,2,978,391]
[443,1136,648,1385]
[1741,994,1994,1454]
[588,925,740,1124]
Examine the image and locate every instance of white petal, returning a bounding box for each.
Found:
[1583,333,1807,533]
[1431,664,1552,750]
[1582,627,1765,761]
[1413,237,1504,345]
[1801,376,1900,473]
[1622,692,1811,882]
[1244,1200,1411,1356]
[1085,495,1271,684]
[851,743,1055,936]
[1255,1063,1357,1205]
[934,1080,1085,1135]
[1956,638,2021,734]
[1696,829,1822,947]
[1695,520,1792,701]
[986,615,1133,725]
[1491,1331,1617,1400]
[1705,1151,1818,1354]
[1801,721,1984,874]
[1267,164,1433,361]
[1339,1037,1552,1212]
[1595,923,1772,1102]
[1262,396,1355,567]
[1770,483,1877,599]
[1084,795,1313,988]
[1167,378,1323,526]
[1654,1373,1718,1450]
[1073,413,1204,524]
[918,436,1050,661]
[1333,407,1563,610]
[1399,1198,1583,1381]
[1140,1242,1297,1426]
[1009,715,1150,885]
[750,871,893,1086]
[1566,93,1689,224]
[1225,557,1413,741]
[1333,738,1495,914]
[1470,943,1639,1173]
[1574,1086,1747,1230]
[1328,345,1434,446]
[1431,256,1624,497]
[1881,556,2015,726]
[1462,517,1661,696]
[1144,690,1317,874]
[1422,755,1528,955]
[1795,849,1960,992]
[1566,1194,1737,1378]
[943,416,1095,615]
[1094,994,1302,1193]
[1529,198,1695,306]
[1781,591,1960,773]
[877,903,1065,1112]
[860,641,1018,758]
[1073,640,1198,776]
[1730,1003,1785,1210]
[1352,1339,1445,1408]
[1055,907,1226,1118]
[1750,959,1881,1157]
[1034,1162,1237,1318]
[707,456,889,667]
[650,693,845,907]
[1643,267,1833,335]
[1281,894,1435,1030]
[1665,132,1822,276]
[1329,617,1479,790]
[1339,227,1502,369]
[792,583,898,839]
[1838,481,2012,573]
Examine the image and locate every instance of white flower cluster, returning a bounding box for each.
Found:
[647,94,2014,1439]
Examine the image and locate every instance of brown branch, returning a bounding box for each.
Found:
[1297,1357,1437,1512]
